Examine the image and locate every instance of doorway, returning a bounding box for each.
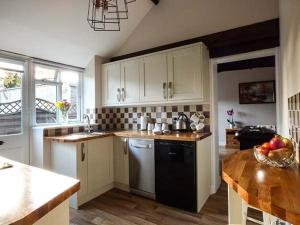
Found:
[210,48,282,192]
[0,57,29,163]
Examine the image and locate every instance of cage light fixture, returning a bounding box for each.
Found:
[87,0,136,31]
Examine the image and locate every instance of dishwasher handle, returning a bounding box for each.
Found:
[131,144,152,149]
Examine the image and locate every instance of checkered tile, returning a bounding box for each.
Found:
[288,93,300,162]
[43,104,210,137]
[85,104,210,132]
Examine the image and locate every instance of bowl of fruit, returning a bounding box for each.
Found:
[254,135,295,168]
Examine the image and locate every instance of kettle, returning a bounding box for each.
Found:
[173,113,190,132]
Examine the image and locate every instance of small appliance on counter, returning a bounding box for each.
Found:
[140,113,148,131]
[236,126,276,150]
[173,113,190,133]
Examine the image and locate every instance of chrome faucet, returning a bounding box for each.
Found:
[83,114,93,133]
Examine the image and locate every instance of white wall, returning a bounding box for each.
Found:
[279,0,300,137]
[115,0,279,56]
[218,67,276,145]
[84,56,106,110]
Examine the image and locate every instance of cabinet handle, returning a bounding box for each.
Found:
[117,88,121,102]
[168,82,173,99]
[121,88,126,102]
[163,82,167,99]
[123,138,128,155]
[81,143,85,162]
[168,152,177,156]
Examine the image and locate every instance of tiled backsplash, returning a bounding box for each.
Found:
[86,104,210,131]
[288,93,300,162]
[43,104,210,137]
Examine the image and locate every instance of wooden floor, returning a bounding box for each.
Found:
[70,147,260,225]
[70,183,228,225]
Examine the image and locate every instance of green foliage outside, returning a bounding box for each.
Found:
[2,72,21,88]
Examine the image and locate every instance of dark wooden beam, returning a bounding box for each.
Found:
[151,0,160,5]
[110,18,279,62]
[217,56,275,73]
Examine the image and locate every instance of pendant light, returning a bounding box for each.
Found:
[87,0,136,31]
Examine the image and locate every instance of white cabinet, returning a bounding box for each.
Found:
[167,44,207,101]
[121,60,140,104]
[139,53,168,102]
[102,63,121,106]
[87,137,114,194]
[51,141,88,209]
[101,42,209,106]
[50,137,114,209]
[113,137,129,191]
[102,60,140,106]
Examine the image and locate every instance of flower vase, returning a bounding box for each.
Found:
[60,110,69,124]
[229,124,234,129]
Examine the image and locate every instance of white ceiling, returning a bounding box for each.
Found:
[0,0,153,67]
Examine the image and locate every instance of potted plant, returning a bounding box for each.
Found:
[227,109,235,129]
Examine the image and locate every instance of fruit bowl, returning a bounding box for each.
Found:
[254,136,295,168]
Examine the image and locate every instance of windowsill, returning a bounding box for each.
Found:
[32,122,93,130]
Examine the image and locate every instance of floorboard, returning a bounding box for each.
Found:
[70,183,228,225]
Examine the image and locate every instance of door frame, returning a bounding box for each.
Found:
[0,53,30,164]
[209,48,282,193]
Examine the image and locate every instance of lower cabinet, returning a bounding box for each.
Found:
[113,137,129,191]
[50,137,114,209]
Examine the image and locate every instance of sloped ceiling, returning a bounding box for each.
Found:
[115,0,279,57]
[0,0,153,67]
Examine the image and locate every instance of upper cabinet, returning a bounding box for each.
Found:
[102,43,209,107]
[102,59,140,106]
[102,63,121,106]
[140,54,168,102]
[167,45,205,101]
[121,59,140,104]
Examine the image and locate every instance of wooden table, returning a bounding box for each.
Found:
[222,150,300,225]
[0,157,80,225]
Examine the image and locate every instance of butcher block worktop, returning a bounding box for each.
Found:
[0,157,80,225]
[45,130,212,142]
[222,150,300,225]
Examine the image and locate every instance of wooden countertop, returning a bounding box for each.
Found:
[222,150,300,225]
[45,130,211,142]
[0,157,80,225]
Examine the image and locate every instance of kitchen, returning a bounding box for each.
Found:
[0,0,299,225]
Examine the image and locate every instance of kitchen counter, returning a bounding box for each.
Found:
[222,150,300,225]
[45,130,212,142]
[0,157,80,225]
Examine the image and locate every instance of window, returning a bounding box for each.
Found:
[34,64,82,124]
[0,59,24,135]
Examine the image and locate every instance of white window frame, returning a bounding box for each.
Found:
[32,62,83,126]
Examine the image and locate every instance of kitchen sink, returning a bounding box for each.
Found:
[72,131,107,136]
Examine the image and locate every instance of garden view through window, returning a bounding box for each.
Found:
[0,60,24,135]
[35,64,81,124]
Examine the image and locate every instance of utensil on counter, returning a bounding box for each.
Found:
[153,123,162,135]
[140,113,148,131]
[162,122,171,134]
[190,112,206,133]
[147,123,154,131]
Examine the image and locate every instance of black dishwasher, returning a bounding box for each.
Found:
[155,140,197,212]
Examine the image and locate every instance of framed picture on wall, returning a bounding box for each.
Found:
[239,80,276,104]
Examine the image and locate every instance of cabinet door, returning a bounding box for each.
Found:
[102,63,121,106]
[121,60,140,104]
[113,137,129,186]
[87,137,113,194]
[167,45,204,101]
[76,142,88,198]
[140,53,168,102]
